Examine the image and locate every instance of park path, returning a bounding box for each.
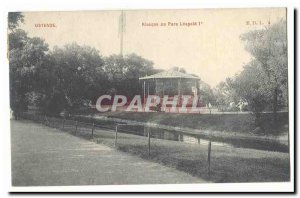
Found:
[11,120,205,186]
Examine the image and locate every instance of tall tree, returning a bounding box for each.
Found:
[240,19,287,124]
[199,80,215,106]
[8,12,51,117]
[8,12,24,31]
[104,53,155,97]
[47,43,105,113]
[9,36,49,115]
[231,61,271,124]
[213,77,239,111]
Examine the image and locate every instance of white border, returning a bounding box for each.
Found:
[0,0,296,193]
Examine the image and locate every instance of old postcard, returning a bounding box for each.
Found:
[7,8,293,191]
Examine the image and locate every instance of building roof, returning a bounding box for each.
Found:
[139,69,199,80]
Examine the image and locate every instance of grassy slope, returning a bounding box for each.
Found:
[68,124,290,183]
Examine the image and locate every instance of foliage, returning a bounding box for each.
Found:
[240,19,288,114]
[8,14,157,115]
[42,43,105,114]
[9,13,287,124]
[214,19,288,128]
[104,54,155,97]
[199,80,215,106]
[214,78,239,111]
[8,12,24,31]
[232,61,270,113]
[9,33,49,114]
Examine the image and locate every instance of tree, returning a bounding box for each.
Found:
[45,43,105,114]
[9,36,49,116]
[231,61,271,124]
[8,12,24,31]
[8,29,28,50]
[214,78,239,111]
[171,66,186,73]
[8,12,27,51]
[104,53,155,97]
[240,19,287,124]
[199,80,215,107]
[8,12,53,117]
[123,54,155,97]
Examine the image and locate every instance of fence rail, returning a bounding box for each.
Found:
[15,112,290,182]
[19,112,216,178]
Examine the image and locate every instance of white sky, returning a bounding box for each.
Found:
[20,8,286,87]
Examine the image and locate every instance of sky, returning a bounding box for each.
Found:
[20,8,286,87]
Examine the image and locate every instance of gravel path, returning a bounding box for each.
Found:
[11,120,205,186]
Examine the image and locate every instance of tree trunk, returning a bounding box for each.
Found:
[272,87,278,128]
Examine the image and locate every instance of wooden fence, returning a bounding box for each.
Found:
[19,112,213,177]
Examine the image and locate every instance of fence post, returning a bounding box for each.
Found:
[114,125,118,147]
[198,138,200,144]
[45,114,50,126]
[91,122,95,139]
[62,117,65,130]
[148,127,151,157]
[207,140,212,178]
[75,120,78,134]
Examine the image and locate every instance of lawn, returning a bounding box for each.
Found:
[20,113,291,183]
[76,111,289,152]
[60,120,290,183]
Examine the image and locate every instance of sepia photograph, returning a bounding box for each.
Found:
[7,7,293,191]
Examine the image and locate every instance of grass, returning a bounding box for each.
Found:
[21,113,290,183]
[95,111,289,136]
[59,120,290,183]
[73,111,289,152]
[37,111,289,152]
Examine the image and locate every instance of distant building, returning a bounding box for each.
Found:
[139,69,200,111]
